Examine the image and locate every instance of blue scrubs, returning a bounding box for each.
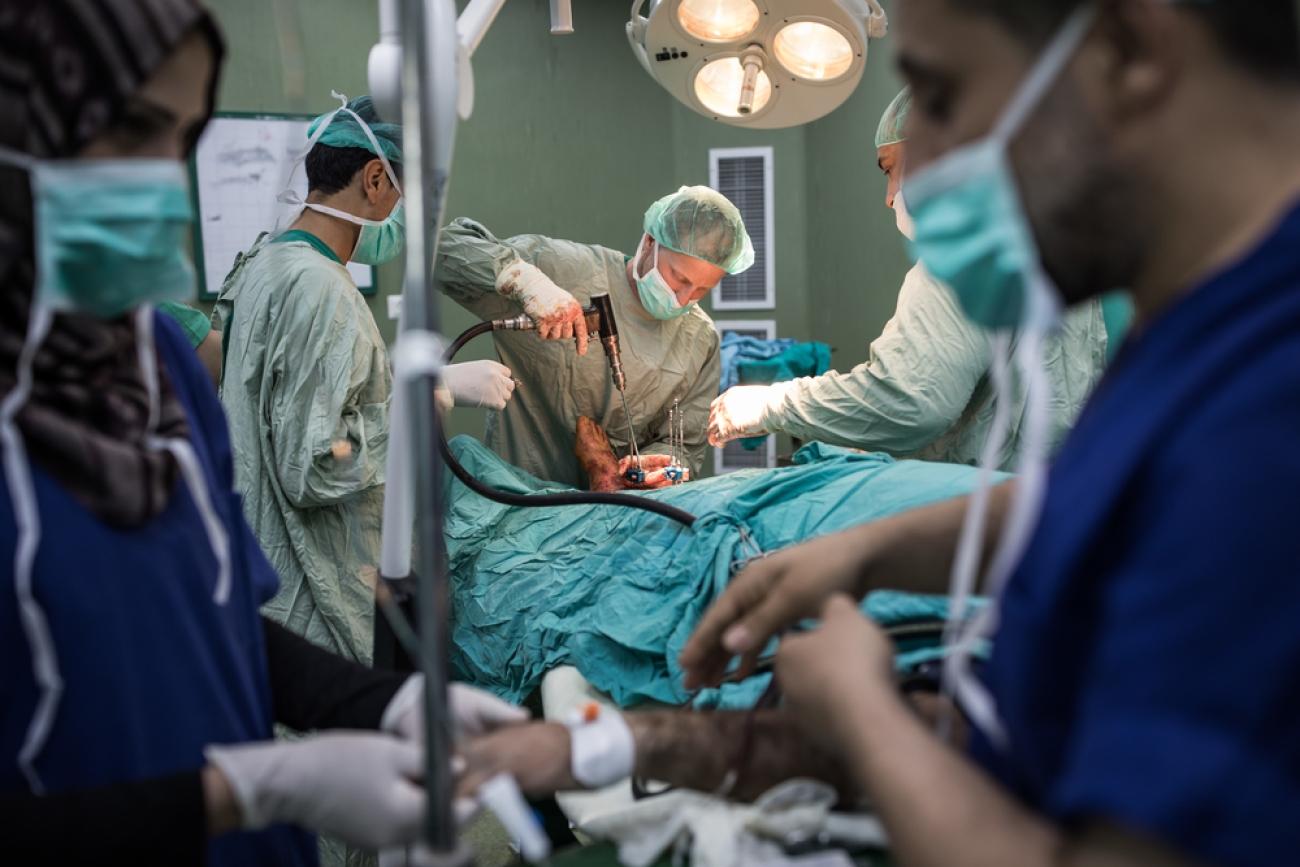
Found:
[975,203,1300,865]
[0,313,316,866]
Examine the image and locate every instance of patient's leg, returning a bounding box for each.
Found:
[574,416,624,492]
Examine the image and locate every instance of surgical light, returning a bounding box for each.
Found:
[677,0,760,42]
[695,55,772,117]
[773,21,854,81]
[628,0,888,129]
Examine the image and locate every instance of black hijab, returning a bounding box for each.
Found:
[0,0,225,527]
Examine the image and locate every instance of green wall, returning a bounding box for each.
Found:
[201,0,909,442]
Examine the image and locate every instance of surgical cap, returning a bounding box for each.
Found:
[643,186,754,275]
[874,88,911,149]
[307,95,403,165]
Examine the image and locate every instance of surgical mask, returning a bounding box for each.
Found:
[893,189,915,241]
[303,198,405,266]
[279,92,405,266]
[904,6,1096,332]
[0,148,196,318]
[633,236,691,320]
[919,5,1098,752]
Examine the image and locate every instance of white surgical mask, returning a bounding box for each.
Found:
[893,189,915,241]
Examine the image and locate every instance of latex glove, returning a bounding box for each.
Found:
[708,385,776,447]
[204,733,424,850]
[617,454,686,490]
[442,360,516,410]
[382,674,531,742]
[496,260,589,355]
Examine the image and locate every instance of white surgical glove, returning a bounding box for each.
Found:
[496,260,589,355]
[382,674,531,742]
[441,360,516,410]
[204,733,424,850]
[708,385,777,447]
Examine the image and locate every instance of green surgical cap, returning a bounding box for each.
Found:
[874,88,911,149]
[307,95,403,165]
[643,185,754,275]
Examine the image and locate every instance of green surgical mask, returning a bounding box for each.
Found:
[905,7,1096,332]
[303,197,405,266]
[632,236,690,320]
[0,148,196,318]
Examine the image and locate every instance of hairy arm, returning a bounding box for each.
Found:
[628,709,857,803]
[458,708,857,804]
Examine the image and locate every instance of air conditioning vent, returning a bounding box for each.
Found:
[710,146,774,310]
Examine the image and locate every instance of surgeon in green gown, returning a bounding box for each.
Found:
[435,185,753,488]
[215,97,515,667]
[708,90,1131,470]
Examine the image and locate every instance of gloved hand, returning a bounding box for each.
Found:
[708,385,776,447]
[442,360,516,410]
[496,260,589,355]
[382,674,531,742]
[204,733,425,850]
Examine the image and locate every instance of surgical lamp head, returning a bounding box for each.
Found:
[626,0,889,129]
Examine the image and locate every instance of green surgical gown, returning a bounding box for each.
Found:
[157,300,212,349]
[214,233,390,664]
[756,264,1111,470]
[435,218,721,486]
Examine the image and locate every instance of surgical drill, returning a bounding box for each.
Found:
[489,292,644,480]
[439,299,695,527]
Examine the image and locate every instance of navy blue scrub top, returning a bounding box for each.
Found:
[974,201,1300,866]
[0,312,316,867]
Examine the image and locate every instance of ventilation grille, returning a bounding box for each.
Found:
[710,148,773,310]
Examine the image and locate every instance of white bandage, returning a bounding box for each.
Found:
[565,703,635,789]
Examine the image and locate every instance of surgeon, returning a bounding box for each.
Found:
[435,186,753,487]
[0,2,525,864]
[709,89,1117,469]
[464,1,1300,865]
[215,97,515,667]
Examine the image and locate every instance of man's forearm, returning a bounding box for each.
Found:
[836,681,1060,867]
[628,710,857,803]
[853,480,1016,598]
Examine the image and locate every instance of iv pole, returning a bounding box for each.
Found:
[372,0,573,861]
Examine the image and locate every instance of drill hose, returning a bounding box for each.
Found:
[438,322,697,528]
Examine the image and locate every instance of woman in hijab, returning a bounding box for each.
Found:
[0,2,522,864]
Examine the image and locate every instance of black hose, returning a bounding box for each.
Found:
[439,323,698,527]
[447,320,495,359]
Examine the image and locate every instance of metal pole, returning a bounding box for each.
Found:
[397,0,468,859]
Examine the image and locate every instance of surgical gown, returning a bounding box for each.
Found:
[214,233,390,665]
[754,264,1110,469]
[435,218,721,486]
